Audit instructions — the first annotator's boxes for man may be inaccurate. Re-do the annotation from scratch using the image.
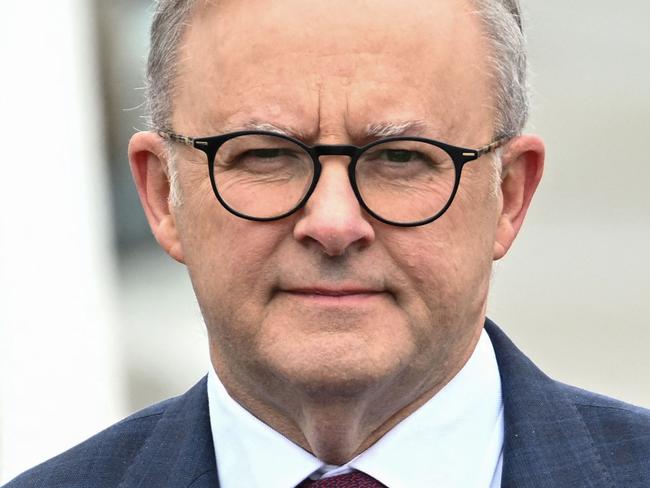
[4,0,650,486]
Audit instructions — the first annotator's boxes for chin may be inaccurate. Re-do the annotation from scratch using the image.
[259,333,413,401]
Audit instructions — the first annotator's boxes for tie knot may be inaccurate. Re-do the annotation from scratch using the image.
[297,470,386,487]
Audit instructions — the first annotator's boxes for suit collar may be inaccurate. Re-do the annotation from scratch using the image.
[118,377,219,488]
[485,319,615,488]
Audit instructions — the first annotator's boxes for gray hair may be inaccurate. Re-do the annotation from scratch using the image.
[146,0,527,203]
[145,0,199,134]
[472,0,528,138]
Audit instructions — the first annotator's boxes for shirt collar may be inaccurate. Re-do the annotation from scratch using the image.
[207,328,503,488]
[207,369,321,488]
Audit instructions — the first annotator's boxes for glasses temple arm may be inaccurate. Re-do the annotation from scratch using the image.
[476,136,510,157]
[158,130,196,147]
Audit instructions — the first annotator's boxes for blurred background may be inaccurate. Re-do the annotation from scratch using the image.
[1,0,649,482]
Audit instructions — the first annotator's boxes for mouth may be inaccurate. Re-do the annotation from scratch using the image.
[279,287,387,305]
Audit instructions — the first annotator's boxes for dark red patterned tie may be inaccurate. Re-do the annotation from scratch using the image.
[297,471,387,487]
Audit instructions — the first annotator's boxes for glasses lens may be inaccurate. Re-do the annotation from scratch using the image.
[212,134,314,219]
[355,140,457,224]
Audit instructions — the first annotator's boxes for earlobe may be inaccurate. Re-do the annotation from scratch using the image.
[128,131,185,264]
[493,135,545,260]
[154,214,185,263]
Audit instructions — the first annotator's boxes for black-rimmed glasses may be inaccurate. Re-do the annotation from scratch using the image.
[159,130,507,227]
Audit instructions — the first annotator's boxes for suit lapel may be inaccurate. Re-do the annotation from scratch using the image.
[118,377,220,488]
[485,320,615,488]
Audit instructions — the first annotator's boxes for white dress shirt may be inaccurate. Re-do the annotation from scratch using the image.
[207,329,504,488]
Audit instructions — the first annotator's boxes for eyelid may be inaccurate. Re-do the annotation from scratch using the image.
[365,146,420,155]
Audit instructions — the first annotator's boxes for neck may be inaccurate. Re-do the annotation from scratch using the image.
[293,385,444,464]
[210,325,483,464]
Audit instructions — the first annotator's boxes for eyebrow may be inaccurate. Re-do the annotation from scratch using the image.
[238,120,308,139]
[364,120,429,138]
[228,118,430,142]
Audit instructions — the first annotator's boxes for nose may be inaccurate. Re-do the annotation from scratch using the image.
[293,157,375,256]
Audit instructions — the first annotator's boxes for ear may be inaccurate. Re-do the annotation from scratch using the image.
[493,135,545,260]
[128,131,185,263]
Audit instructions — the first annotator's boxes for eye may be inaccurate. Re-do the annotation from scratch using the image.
[229,147,301,168]
[380,149,420,163]
[223,145,311,177]
[365,147,430,166]
[237,147,306,163]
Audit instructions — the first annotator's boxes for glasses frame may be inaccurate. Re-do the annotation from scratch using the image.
[158,129,508,227]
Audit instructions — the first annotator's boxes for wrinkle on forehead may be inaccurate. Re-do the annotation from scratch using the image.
[177,0,493,145]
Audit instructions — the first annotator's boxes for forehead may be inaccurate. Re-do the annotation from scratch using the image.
[173,0,494,143]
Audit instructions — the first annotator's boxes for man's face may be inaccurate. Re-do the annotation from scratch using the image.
[162,0,520,412]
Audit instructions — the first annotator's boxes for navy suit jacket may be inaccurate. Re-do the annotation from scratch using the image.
[4,320,650,487]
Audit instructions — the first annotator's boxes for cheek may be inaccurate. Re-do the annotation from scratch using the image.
[381,185,498,319]
[443,166,502,261]
[176,186,290,333]
[385,230,463,315]
[380,223,494,374]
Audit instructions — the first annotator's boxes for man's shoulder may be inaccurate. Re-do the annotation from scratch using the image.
[486,319,650,485]
[562,380,650,421]
[3,395,182,488]
[562,383,650,452]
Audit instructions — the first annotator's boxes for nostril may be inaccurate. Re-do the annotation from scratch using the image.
[293,213,375,257]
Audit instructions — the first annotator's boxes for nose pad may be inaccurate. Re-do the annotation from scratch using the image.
[293,156,375,256]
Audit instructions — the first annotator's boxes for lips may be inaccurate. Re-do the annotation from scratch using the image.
[286,287,383,297]
[277,286,389,307]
